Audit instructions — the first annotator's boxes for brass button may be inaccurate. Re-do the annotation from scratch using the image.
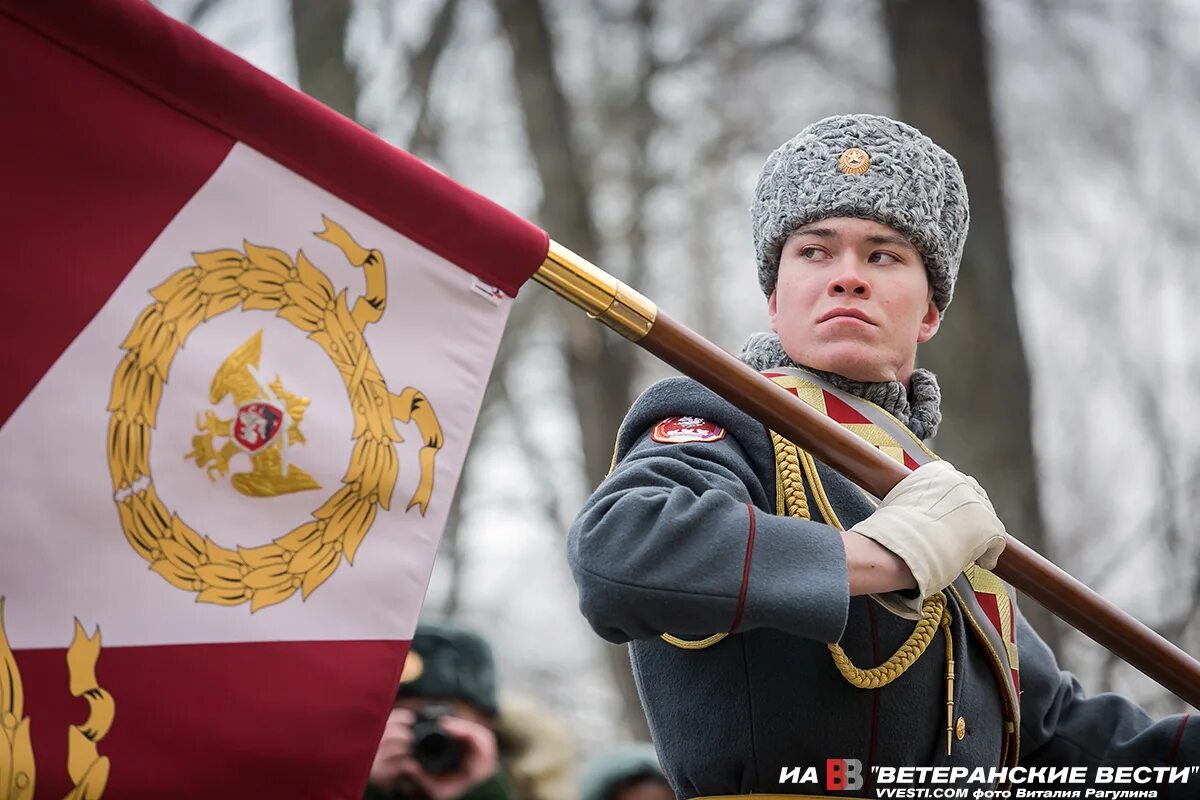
[838,147,870,175]
[955,716,967,740]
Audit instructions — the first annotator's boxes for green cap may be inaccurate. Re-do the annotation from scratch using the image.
[396,621,499,716]
[579,744,667,800]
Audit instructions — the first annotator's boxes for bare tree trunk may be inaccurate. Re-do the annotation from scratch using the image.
[493,0,634,491]
[493,0,649,740]
[883,0,1060,649]
[290,0,359,120]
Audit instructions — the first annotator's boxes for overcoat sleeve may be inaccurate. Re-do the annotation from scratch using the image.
[567,377,851,645]
[1017,612,1198,783]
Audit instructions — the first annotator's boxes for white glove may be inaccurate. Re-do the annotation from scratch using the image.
[850,460,1007,619]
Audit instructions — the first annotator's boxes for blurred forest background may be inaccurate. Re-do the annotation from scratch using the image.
[161,0,1200,750]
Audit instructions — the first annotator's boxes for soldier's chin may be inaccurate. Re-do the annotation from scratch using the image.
[806,345,895,383]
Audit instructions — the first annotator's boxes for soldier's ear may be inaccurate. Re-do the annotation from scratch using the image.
[768,289,780,333]
[916,298,940,344]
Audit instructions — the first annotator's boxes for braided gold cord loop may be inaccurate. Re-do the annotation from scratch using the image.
[826,593,950,689]
[659,428,954,685]
[775,431,952,690]
[771,432,809,520]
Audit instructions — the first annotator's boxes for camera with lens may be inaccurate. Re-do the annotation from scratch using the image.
[410,703,464,776]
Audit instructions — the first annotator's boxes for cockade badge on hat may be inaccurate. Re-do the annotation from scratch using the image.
[838,147,870,175]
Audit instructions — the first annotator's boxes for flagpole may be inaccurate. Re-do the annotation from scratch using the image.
[534,239,1200,710]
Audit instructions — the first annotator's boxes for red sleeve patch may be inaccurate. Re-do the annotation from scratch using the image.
[651,416,727,444]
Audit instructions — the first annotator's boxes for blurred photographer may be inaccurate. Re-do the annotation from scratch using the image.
[365,622,516,800]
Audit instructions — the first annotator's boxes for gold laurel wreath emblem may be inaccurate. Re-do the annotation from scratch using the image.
[106,217,443,612]
[1,598,113,800]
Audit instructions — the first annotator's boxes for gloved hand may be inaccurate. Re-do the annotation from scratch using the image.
[850,460,1007,619]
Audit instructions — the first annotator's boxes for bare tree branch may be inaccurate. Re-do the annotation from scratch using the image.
[491,378,570,532]
[186,0,223,28]
[398,0,460,156]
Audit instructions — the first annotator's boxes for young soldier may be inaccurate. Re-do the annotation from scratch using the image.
[568,114,1197,798]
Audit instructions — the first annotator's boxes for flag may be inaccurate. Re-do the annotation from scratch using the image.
[0,1,548,797]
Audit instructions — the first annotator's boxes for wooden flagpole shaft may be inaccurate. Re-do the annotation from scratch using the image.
[534,240,1200,710]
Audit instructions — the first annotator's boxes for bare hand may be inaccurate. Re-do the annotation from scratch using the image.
[369,707,417,788]
[370,708,499,800]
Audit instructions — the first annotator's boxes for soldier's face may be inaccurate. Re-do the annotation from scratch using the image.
[768,217,940,384]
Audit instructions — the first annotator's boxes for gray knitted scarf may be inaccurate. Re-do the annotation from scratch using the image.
[738,332,942,441]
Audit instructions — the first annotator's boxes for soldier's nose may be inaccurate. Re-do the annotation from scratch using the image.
[830,274,870,298]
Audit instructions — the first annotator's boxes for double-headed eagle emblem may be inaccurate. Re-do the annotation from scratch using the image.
[186,330,320,497]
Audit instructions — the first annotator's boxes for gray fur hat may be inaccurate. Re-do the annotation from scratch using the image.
[751,114,969,311]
